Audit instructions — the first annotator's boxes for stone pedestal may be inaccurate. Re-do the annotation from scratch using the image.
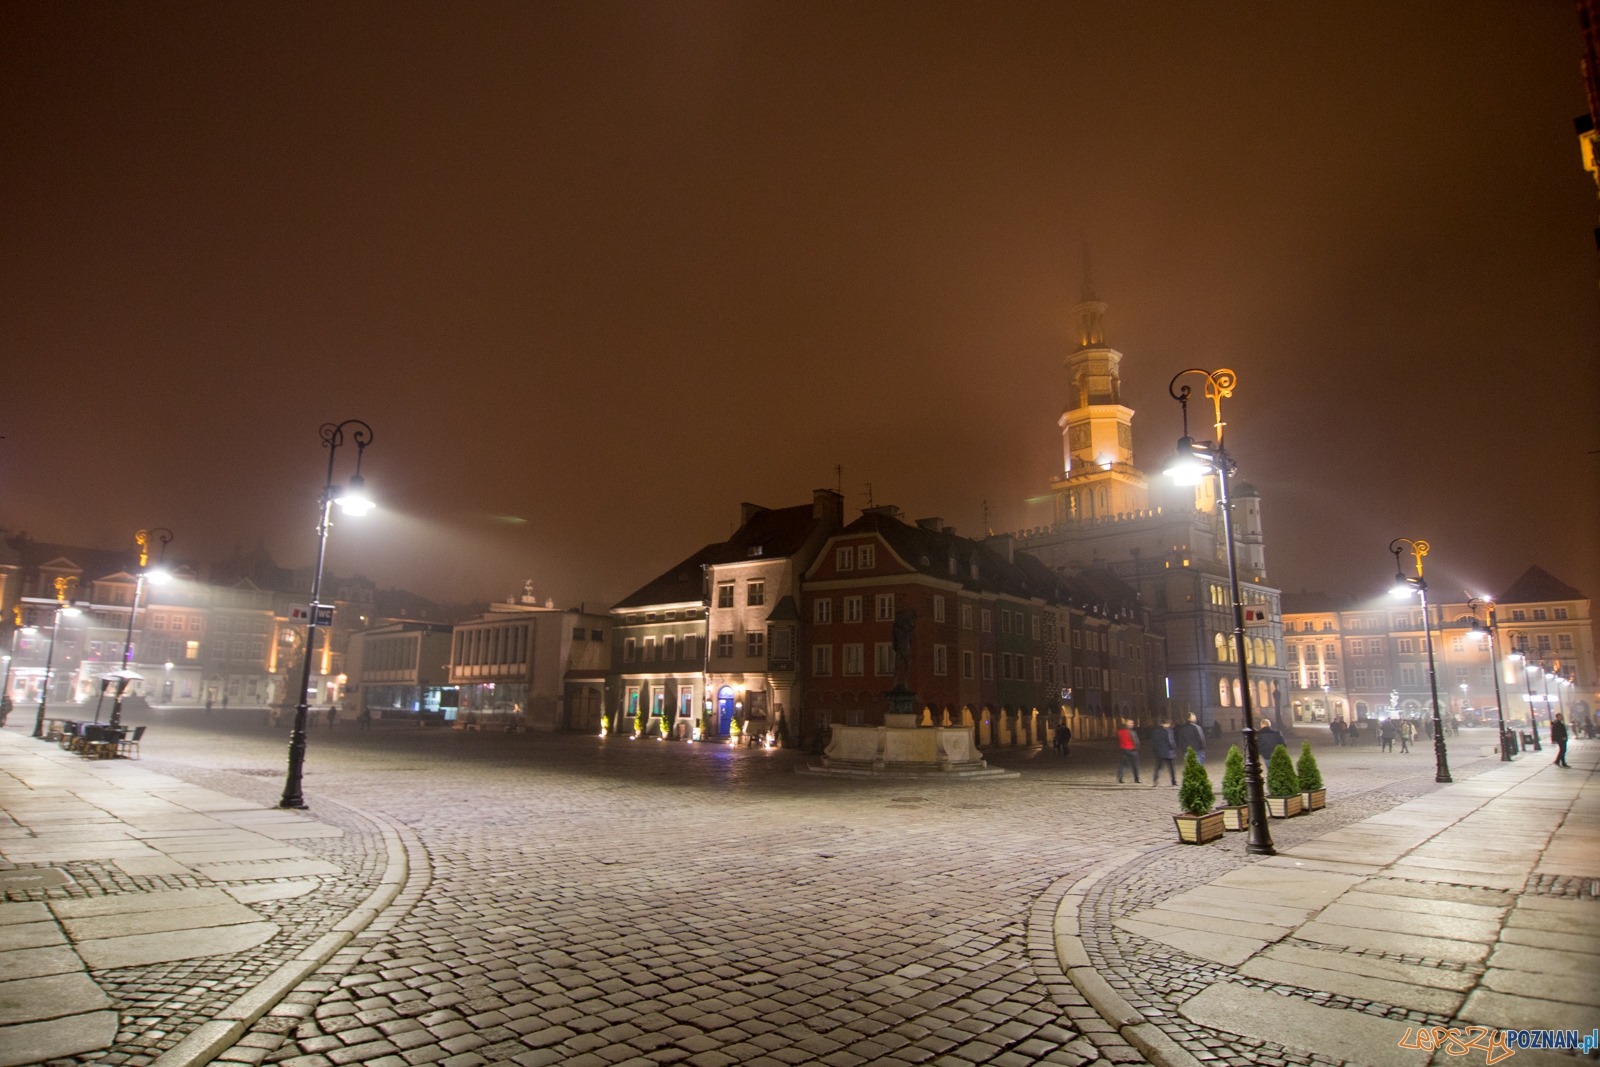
[802,720,1016,778]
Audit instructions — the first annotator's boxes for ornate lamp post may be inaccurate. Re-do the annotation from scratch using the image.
[1387,539,1449,783]
[31,578,82,737]
[1507,637,1542,750]
[280,420,373,810]
[1465,597,1511,760]
[109,529,173,730]
[1161,367,1273,855]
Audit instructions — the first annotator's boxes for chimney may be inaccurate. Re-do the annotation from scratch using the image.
[915,516,943,531]
[987,532,1014,564]
[862,504,902,520]
[813,489,844,531]
[740,502,769,527]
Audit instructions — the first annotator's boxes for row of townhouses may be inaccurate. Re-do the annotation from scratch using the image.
[1281,565,1595,728]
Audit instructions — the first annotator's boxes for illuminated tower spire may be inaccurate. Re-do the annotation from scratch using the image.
[1050,256,1148,524]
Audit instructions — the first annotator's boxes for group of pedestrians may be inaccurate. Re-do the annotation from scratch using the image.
[1114,713,1211,785]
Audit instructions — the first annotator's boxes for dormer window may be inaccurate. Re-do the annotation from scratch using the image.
[947,556,957,576]
[747,545,764,557]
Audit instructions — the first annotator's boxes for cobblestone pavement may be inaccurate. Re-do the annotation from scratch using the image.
[0,728,389,1067]
[84,712,1497,1067]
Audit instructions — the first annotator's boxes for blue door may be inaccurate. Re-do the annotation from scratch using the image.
[717,686,736,736]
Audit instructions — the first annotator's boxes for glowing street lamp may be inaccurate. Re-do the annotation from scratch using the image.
[33,576,82,737]
[2,621,38,722]
[280,420,374,810]
[1163,367,1273,856]
[109,529,173,730]
[1387,538,1449,783]
[1465,597,1512,760]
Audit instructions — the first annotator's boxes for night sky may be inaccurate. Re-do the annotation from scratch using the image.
[3,2,1596,610]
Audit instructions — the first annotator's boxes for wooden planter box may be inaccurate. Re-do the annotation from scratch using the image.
[1266,794,1303,818]
[1174,811,1226,844]
[1301,788,1327,811]
[1218,805,1249,832]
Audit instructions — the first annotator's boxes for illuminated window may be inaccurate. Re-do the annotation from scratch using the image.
[185,640,199,660]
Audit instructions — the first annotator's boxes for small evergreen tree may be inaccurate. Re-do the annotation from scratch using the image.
[633,702,646,737]
[1297,741,1324,792]
[1222,745,1248,807]
[1266,744,1299,797]
[660,708,674,739]
[1179,748,1215,815]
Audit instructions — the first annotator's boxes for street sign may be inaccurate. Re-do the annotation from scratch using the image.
[288,605,310,623]
[314,604,334,627]
[1242,607,1271,627]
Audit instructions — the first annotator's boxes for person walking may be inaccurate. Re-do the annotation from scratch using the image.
[1054,718,1071,757]
[1398,718,1412,754]
[358,706,372,730]
[1380,717,1396,753]
[1176,712,1207,765]
[1116,719,1141,783]
[1329,717,1344,746]
[1551,714,1570,768]
[1256,718,1286,759]
[1151,719,1178,785]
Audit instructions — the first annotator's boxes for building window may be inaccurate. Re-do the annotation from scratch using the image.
[1455,666,1469,684]
[843,643,864,676]
[1397,639,1413,653]
[934,645,948,676]
[1510,609,1526,621]
[1033,657,1042,681]
[185,640,199,660]
[663,635,677,660]
[716,633,734,658]
[980,610,992,633]
[963,651,975,679]
[1073,630,1081,649]
[1532,608,1547,621]
[933,596,946,623]
[837,547,854,571]
[1554,608,1568,620]
[1559,634,1573,650]
[747,631,765,658]
[622,638,637,663]
[152,615,166,630]
[683,635,699,661]
[1325,671,1339,687]
[1401,667,1417,686]
[717,584,735,609]
[999,654,1011,680]
[813,645,833,676]
[643,637,657,661]
[747,581,765,607]
[1220,678,1231,706]
[573,626,586,641]
[1324,643,1337,660]
[1537,634,1551,652]
[844,596,862,623]
[1354,669,1368,687]
[1030,615,1040,640]
[961,605,974,629]
[860,545,876,569]
[874,643,894,676]
[875,594,894,621]
[814,598,832,624]
[1372,668,1385,686]
[981,653,994,680]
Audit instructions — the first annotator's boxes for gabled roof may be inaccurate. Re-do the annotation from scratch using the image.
[765,595,801,623]
[613,503,830,611]
[1498,565,1586,605]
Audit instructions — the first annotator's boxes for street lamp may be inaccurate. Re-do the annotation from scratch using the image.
[32,577,82,738]
[1465,597,1511,760]
[1162,367,1273,855]
[1387,538,1450,783]
[280,420,374,810]
[109,528,173,730]
[1507,637,1542,751]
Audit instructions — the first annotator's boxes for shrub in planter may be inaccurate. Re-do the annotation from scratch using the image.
[1266,744,1302,818]
[1297,741,1326,810]
[1174,747,1224,844]
[1219,744,1250,831]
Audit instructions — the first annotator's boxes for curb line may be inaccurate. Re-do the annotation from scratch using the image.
[150,798,422,1067]
[1052,856,1207,1067]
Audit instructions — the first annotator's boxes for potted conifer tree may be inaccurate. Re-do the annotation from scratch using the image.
[1174,747,1224,844]
[1297,741,1326,811]
[1265,744,1302,818]
[1218,744,1250,831]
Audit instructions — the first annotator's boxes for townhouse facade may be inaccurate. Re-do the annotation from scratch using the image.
[448,601,612,730]
[1281,565,1595,729]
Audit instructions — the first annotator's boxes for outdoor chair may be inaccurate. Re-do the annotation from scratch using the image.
[116,726,146,760]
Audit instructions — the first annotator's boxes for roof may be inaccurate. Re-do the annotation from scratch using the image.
[612,503,827,611]
[765,595,801,623]
[1497,565,1587,605]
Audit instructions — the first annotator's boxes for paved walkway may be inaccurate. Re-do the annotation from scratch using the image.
[1058,741,1600,1067]
[0,730,402,1067]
